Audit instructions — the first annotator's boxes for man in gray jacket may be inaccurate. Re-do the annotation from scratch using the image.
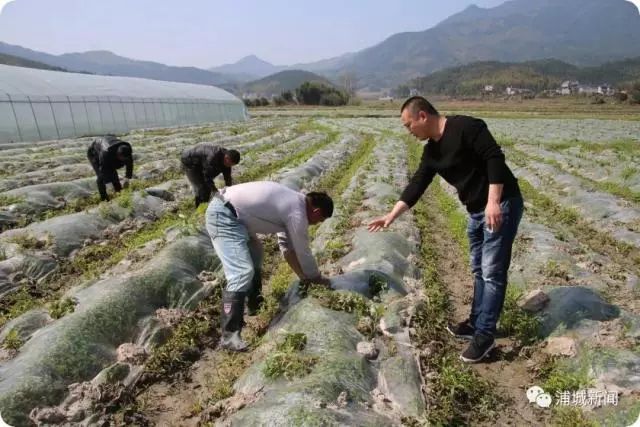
[181,144,240,207]
[206,181,333,351]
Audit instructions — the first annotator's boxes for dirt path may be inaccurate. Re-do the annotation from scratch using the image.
[425,200,549,426]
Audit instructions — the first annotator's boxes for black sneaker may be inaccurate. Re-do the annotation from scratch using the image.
[446,319,475,340]
[460,333,496,363]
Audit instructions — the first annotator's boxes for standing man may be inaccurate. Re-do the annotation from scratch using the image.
[180,144,240,208]
[206,181,333,351]
[368,96,524,363]
[87,135,134,202]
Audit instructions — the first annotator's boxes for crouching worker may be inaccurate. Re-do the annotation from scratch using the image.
[87,135,134,201]
[205,181,333,351]
[180,144,240,208]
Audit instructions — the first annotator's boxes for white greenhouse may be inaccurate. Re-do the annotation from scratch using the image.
[0,64,248,143]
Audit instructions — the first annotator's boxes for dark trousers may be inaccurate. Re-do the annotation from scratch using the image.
[467,196,524,337]
[87,148,121,201]
[183,164,212,205]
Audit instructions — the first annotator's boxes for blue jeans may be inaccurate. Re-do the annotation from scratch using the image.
[467,196,524,337]
[205,198,263,293]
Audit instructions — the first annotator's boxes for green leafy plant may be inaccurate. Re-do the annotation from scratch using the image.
[2,329,23,350]
[48,297,77,319]
[263,332,317,380]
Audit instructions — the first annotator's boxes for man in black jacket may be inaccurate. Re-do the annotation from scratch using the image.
[369,96,524,363]
[180,144,241,208]
[87,135,134,201]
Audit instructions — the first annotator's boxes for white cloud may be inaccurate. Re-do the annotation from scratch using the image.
[0,1,15,13]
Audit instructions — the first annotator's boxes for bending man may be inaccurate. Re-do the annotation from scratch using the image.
[181,144,240,207]
[369,96,523,363]
[87,135,134,202]
[206,181,332,351]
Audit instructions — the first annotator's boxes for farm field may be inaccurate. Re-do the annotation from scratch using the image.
[0,109,639,426]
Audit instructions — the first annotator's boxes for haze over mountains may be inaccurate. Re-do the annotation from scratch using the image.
[1,0,640,92]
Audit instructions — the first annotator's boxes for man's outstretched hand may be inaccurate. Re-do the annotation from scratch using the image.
[368,214,394,232]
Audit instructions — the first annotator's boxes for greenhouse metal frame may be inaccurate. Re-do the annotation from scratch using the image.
[0,64,248,143]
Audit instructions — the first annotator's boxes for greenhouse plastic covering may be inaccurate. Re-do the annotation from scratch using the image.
[0,64,248,143]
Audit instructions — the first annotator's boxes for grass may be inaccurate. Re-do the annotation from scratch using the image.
[551,407,598,427]
[431,180,470,258]
[505,146,640,271]
[204,353,246,402]
[0,122,331,328]
[0,288,41,328]
[306,286,369,317]
[621,166,636,181]
[540,260,571,281]
[538,355,593,398]
[517,178,640,270]
[498,286,542,346]
[406,138,500,425]
[263,332,317,380]
[47,297,77,319]
[0,194,25,206]
[143,304,214,379]
[7,232,47,250]
[139,121,363,383]
[2,329,23,350]
[509,144,640,204]
[323,238,349,261]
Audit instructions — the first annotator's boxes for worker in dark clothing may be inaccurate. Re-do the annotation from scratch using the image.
[87,135,134,201]
[369,96,524,364]
[180,144,241,207]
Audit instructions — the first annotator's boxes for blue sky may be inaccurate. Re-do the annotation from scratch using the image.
[0,0,511,67]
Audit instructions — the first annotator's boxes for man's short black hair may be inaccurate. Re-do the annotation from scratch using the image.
[307,191,333,218]
[117,144,132,158]
[227,149,241,164]
[400,96,439,116]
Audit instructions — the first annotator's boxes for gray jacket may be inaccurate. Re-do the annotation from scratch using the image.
[181,144,232,186]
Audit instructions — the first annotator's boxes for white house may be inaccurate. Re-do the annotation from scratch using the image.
[506,87,532,96]
[484,85,494,93]
[560,81,580,95]
[597,84,615,96]
[578,85,598,95]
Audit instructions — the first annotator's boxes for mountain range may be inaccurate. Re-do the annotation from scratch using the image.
[1,0,639,91]
[0,42,234,86]
[406,58,640,96]
[299,0,640,89]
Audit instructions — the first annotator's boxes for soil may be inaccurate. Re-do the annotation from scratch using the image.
[425,201,550,426]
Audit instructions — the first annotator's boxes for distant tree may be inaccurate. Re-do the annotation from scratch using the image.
[259,97,270,107]
[614,92,628,102]
[392,85,410,98]
[629,82,640,104]
[243,98,255,107]
[281,90,294,103]
[320,92,347,106]
[273,96,287,106]
[296,81,349,106]
[341,72,358,97]
[296,82,324,105]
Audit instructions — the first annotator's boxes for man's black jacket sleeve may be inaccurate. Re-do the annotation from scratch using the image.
[399,146,437,208]
[125,157,133,179]
[222,166,232,187]
[463,119,506,184]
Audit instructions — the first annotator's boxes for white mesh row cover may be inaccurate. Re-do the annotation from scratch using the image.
[0,64,248,143]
